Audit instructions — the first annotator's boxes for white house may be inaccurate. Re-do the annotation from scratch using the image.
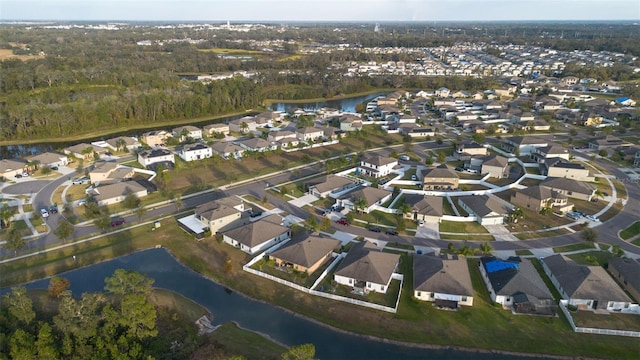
[178,143,212,162]
[172,125,203,142]
[457,195,511,225]
[87,181,148,206]
[29,152,69,169]
[358,155,398,178]
[337,186,392,214]
[222,215,290,255]
[413,254,474,308]
[138,148,175,169]
[296,127,325,143]
[334,241,400,294]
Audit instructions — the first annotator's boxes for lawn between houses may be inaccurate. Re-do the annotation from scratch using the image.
[1,219,638,359]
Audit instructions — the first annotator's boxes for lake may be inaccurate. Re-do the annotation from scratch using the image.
[269,92,386,113]
[16,248,543,360]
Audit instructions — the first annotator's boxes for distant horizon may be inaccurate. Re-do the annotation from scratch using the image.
[2,1,639,23]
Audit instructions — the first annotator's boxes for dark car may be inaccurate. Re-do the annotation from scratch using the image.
[336,218,350,226]
[454,167,464,172]
[385,230,398,236]
[249,210,263,218]
[49,205,59,214]
[50,166,58,171]
[110,218,126,227]
[368,226,381,232]
[14,174,22,178]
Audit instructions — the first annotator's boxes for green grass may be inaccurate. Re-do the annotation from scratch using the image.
[571,311,640,332]
[439,220,489,234]
[565,251,616,267]
[439,234,495,241]
[515,249,533,256]
[514,228,571,240]
[552,242,596,253]
[620,221,640,240]
[208,322,287,360]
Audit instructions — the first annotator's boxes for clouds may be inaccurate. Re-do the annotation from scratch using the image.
[1,0,638,21]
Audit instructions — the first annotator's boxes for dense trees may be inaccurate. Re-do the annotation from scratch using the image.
[0,270,158,359]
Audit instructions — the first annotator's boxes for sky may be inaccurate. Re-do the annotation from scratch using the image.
[1,0,639,22]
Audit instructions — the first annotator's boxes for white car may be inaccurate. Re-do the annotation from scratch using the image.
[585,215,599,222]
[418,220,425,227]
[399,155,410,161]
[411,175,417,181]
[40,208,50,218]
[72,177,91,185]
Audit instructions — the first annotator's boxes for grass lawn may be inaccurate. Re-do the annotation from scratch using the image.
[571,311,640,332]
[526,167,541,175]
[456,172,483,180]
[442,197,456,216]
[439,234,495,241]
[612,179,628,199]
[565,251,616,267]
[571,198,606,217]
[485,178,514,187]
[1,219,638,358]
[402,168,417,180]
[515,249,533,256]
[208,322,287,360]
[250,257,328,288]
[150,288,211,324]
[242,194,276,210]
[553,242,596,253]
[0,220,31,241]
[507,208,572,232]
[519,178,542,187]
[598,202,623,222]
[439,220,488,234]
[620,221,640,240]
[514,228,571,240]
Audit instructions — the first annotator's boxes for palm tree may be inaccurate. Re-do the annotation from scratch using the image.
[479,242,493,254]
[594,190,605,201]
[354,197,367,214]
[240,121,249,134]
[509,207,524,223]
[0,204,14,229]
[115,138,128,152]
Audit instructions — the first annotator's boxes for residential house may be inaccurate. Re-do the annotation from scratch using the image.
[89,161,119,184]
[28,152,68,169]
[542,158,593,181]
[403,194,443,223]
[435,87,450,97]
[296,127,325,143]
[267,130,297,143]
[306,175,357,198]
[413,254,474,308]
[87,181,148,206]
[105,136,141,152]
[398,125,435,138]
[237,138,275,153]
[422,165,459,191]
[531,144,570,163]
[458,195,511,225]
[178,143,212,162]
[322,127,340,140]
[140,130,172,147]
[203,123,230,137]
[608,257,640,302]
[64,143,107,161]
[481,155,509,179]
[358,156,398,178]
[502,136,548,156]
[229,117,258,134]
[615,97,637,107]
[455,142,487,161]
[211,141,244,159]
[338,114,363,132]
[137,148,175,170]
[254,111,281,125]
[588,135,625,151]
[510,185,572,213]
[334,241,400,294]
[396,114,417,124]
[222,214,290,255]
[479,256,556,315]
[172,125,203,142]
[337,186,392,214]
[542,255,635,312]
[540,177,596,201]
[0,159,26,179]
[516,119,551,132]
[195,197,248,234]
[268,235,341,274]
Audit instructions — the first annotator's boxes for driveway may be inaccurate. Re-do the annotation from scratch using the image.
[485,224,520,242]
[415,222,440,239]
[288,194,319,208]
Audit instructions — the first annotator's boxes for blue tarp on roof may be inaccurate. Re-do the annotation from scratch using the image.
[616,97,629,103]
[485,259,519,273]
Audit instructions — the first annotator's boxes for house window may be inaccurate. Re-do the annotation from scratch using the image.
[417,291,421,297]
[349,279,352,284]
[367,283,372,288]
[506,297,511,302]
[430,293,435,299]
[461,296,467,302]
[380,286,384,291]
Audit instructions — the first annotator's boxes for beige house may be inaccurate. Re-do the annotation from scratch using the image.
[87,181,148,206]
[540,177,595,202]
[422,165,459,191]
[481,155,509,179]
[203,123,230,137]
[296,127,325,142]
[29,152,69,168]
[403,194,442,223]
[413,254,474,308]
[0,159,26,179]
[337,186,392,214]
[458,195,511,225]
[334,241,400,294]
[269,235,341,274]
[63,143,107,161]
[195,197,247,234]
[511,186,572,213]
[307,175,357,198]
[608,257,640,302]
[140,130,173,147]
[542,159,593,182]
[211,141,244,159]
[105,136,141,152]
[455,142,487,160]
[172,125,203,142]
[89,162,135,184]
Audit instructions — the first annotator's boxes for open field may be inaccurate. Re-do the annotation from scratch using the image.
[208,322,287,360]
[0,48,44,61]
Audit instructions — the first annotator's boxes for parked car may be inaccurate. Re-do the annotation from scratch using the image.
[454,167,464,172]
[50,166,58,171]
[14,174,22,178]
[585,215,599,222]
[72,177,90,185]
[40,208,50,218]
[331,205,344,212]
[399,155,410,161]
[249,210,263,218]
[336,218,350,226]
[411,175,417,181]
[21,172,29,177]
[110,218,126,227]
[368,226,381,232]
[77,199,86,207]
[49,204,59,214]
[417,220,425,227]
[385,230,398,236]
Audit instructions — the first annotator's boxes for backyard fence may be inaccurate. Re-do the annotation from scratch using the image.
[558,301,640,338]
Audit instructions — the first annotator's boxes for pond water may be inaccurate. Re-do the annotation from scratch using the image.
[269,92,386,113]
[17,248,542,360]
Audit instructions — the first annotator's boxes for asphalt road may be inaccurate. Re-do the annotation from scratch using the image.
[2,142,640,258]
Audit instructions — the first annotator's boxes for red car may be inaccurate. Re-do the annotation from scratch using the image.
[336,219,350,226]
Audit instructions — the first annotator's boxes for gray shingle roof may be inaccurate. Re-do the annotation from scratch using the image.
[608,257,640,297]
[223,217,289,248]
[413,254,473,296]
[335,241,400,285]
[343,186,392,207]
[404,195,443,216]
[269,236,340,269]
[541,177,595,196]
[89,181,147,202]
[459,195,510,217]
